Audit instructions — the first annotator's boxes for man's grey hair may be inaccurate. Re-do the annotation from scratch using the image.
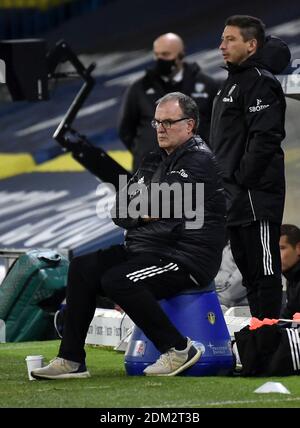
[156,92,199,133]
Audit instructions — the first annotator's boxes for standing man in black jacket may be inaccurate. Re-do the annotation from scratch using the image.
[210,15,291,319]
[280,224,300,319]
[118,32,219,171]
[31,92,226,380]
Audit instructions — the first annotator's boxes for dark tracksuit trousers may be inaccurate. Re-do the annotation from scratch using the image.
[58,245,198,364]
[228,220,282,319]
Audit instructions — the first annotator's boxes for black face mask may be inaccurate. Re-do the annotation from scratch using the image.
[154,58,177,77]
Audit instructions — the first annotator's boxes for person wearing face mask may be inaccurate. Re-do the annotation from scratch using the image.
[118,32,219,171]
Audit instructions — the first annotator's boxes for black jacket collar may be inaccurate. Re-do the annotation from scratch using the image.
[283,260,300,282]
[159,135,200,163]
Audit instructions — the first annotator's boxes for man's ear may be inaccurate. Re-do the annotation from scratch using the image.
[187,119,195,133]
[248,39,257,54]
[296,242,300,257]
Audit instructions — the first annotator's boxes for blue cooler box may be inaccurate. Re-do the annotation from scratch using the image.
[124,290,234,376]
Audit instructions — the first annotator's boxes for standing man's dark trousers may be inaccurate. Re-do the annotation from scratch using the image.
[228,220,282,319]
[58,245,198,364]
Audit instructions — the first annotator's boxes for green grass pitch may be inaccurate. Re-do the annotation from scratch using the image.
[1,340,300,408]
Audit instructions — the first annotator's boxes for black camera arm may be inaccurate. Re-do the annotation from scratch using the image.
[48,40,131,189]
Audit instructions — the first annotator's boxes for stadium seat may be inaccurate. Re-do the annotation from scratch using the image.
[124,284,234,376]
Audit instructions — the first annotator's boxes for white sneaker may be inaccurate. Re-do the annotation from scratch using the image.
[31,357,90,380]
[143,338,201,376]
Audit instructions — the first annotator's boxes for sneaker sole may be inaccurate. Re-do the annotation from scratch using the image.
[31,371,90,380]
[145,349,202,377]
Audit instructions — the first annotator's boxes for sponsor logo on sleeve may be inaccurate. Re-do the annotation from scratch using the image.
[249,98,270,112]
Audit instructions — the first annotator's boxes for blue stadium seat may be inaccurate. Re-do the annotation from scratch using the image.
[124,284,234,376]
